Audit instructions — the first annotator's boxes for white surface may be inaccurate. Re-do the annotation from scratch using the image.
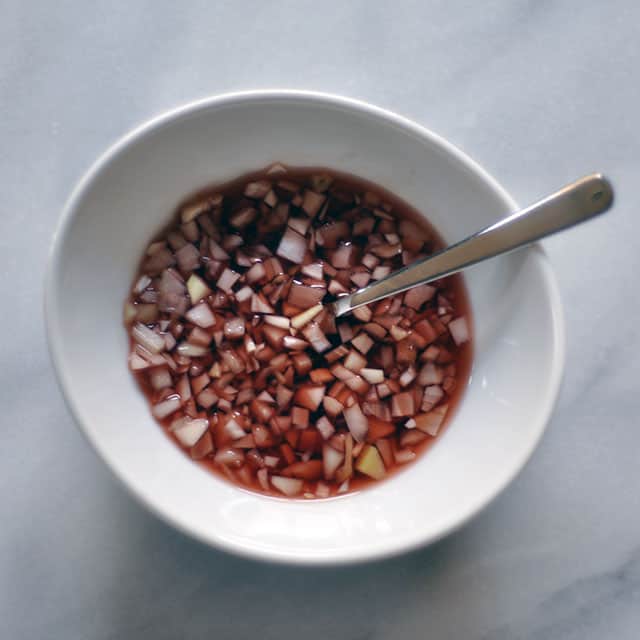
[2,0,639,637]
[46,91,563,563]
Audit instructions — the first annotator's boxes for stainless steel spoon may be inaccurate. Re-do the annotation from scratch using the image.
[332,174,614,317]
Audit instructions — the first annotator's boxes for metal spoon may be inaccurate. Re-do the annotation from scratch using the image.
[332,174,613,317]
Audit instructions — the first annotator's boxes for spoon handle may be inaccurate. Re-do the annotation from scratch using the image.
[332,173,613,317]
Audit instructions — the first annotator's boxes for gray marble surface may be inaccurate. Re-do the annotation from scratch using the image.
[2,1,639,638]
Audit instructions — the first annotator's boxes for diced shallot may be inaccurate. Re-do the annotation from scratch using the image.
[152,395,181,419]
[132,323,165,354]
[185,302,215,328]
[271,476,303,496]
[172,417,209,447]
[322,444,344,480]
[343,403,369,442]
[302,322,331,353]
[276,227,307,264]
[448,317,470,345]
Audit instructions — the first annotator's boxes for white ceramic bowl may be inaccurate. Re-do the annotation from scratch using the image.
[45,91,564,565]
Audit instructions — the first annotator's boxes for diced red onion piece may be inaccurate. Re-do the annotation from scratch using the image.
[415,404,448,435]
[133,274,152,294]
[185,302,215,328]
[251,293,275,314]
[197,387,218,409]
[283,335,308,350]
[316,416,335,440]
[360,368,384,384]
[301,262,323,279]
[295,384,325,411]
[418,362,443,385]
[291,303,323,329]
[337,480,350,494]
[343,403,369,442]
[302,190,326,216]
[172,417,209,446]
[186,274,211,304]
[394,448,416,464]
[175,243,200,273]
[152,395,181,419]
[214,448,244,467]
[276,227,307,264]
[150,367,172,390]
[288,282,326,308]
[350,271,371,289]
[323,396,343,418]
[302,322,331,353]
[235,286,253,303]
[229,207,257,230]
[288,216,311,235]
[257,468,270,491]
[330,244,355,268]
[176,342,208,357]
[224,418,246,440]
[391,391,415,418]
[275,385,293,409]
[422,385,444,411]
[399,366,417,387]
[404,284,436,310]
[224,317,245,339]
[132,323,165,354]
[343,350,367,372]
[371,265,391,281]
[352,306,372,322]
[448,317,469,345]
[315,482,330,498]
[246,261,266,284]
[322,444,344,479]
[264,315,290,329]
[271,475,303,496]
[217,268,240,293]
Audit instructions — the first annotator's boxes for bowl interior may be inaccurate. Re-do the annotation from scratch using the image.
[47,93,564,563]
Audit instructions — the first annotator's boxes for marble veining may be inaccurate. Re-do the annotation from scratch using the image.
[1,1,639,638]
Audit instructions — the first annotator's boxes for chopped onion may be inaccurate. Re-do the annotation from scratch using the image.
[391,391,415,418]
[404,284,436,310]
[217,268,240,293]
[224,317,245,339]
[276,227,307,264]
[132,323,165,354]
[360,368,384,384]
[214,448,244,467]
[185,302,215,328]
[415,404,448,435]
[283,335,308,350]
[316,416,335,440]
[322,444,344,479]
[186,274,211,304]
[251,293,275,314]
[448,317,470,345]
[295,384,325,411]
[172,417,209,446]
[288,282,326,308]
[152,395,181,419]
[343,403,368,442]
[271,475,303,496]
[394,448,416,464]
[302,322,331,353]
[291,303,323,329]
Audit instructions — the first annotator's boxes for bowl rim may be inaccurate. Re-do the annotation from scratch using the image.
[45,89,566,565]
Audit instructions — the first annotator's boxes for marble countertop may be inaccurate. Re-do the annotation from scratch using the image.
[2,1,639,638]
